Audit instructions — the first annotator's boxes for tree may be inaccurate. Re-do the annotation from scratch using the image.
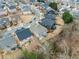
[49,2,58,11]
[62,11,73,24]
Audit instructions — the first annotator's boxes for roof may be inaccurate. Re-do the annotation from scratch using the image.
[0,34,17,51]
[15,28,32,41]
[0,0,5,4]
[19,4,31,12]
[10,15,21,21]
[40,18,56,29]
[76,0,79,2]
[34,8,40,16]
[31,6,40,16]
[30,0,36,2]
[8,5,16,9]
[6,1,16,9]
[44,14,56,20]
[30,23,48,38]
[21,5,30,12]
[47,10,56,14]
[40,3,49,9]
[0,18,10,28]
[0,3,5,9]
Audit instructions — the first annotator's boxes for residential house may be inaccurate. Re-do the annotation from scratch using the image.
[44,14,56,20]
[6,2,17,13]
[0,0,5,4]
[30,23,48,39]
[19,3,31,15]
[75,0,79,9]
[39,8,56,30]
[46,7,57,14]
[31,4,40,16]
[0,34,17,51]
[9,15,21,25]
[30,0,37,2]
[15,27,33,44]
[0,3,8,16]
[39,17,56,30]
[40,3,49,10]
[0,18,11,30]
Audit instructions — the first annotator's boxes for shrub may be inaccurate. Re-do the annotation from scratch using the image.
[62,11,73,24]
[22,50,37,59]
[49,2,58,11]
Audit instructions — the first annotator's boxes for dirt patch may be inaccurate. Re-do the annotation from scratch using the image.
[20,14,34,23]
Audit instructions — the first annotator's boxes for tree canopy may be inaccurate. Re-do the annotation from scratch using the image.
[62,11,73,24]
[22,49,46,59]
[49,2,58,11]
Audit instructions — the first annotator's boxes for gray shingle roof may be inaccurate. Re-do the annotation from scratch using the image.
[19,4,31,12]
[40,3,49,9]
[47,10,55,14]
[0,34,17,51]
[15,28,32,41]
[10,15,21,21]
[10,15,21,25]
[30,23,48,38]
[40,18,56,29]
[44,14,56,20]
[76,0,79,2]
[21,5,30,11]
[0,18,11,29]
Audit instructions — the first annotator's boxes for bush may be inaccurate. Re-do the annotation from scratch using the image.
[49,2,58,11]
[22,50,37,59]
[62,11,73,24]
[22,50,46,59]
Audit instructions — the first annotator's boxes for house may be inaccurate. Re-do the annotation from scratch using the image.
[0,4,8,16]
[0,34,17,51]
[31,5,40,16]
[15,27,32,41]
[71,8,79,17]
[0,0,6,5]
[19,3,31,15]
[6,2,17,13]
[30,23,48,39]
[45,0,54,3]
[34,8,40,16]
[46,7,57,14]
[39,18,56,30]
[0,23,6,30]
[9,15,21,25]
[30,0,37,2]
[40,3,49,9]
[3,18,11,28]
[0,18,11,30]
[44,13,56,20]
